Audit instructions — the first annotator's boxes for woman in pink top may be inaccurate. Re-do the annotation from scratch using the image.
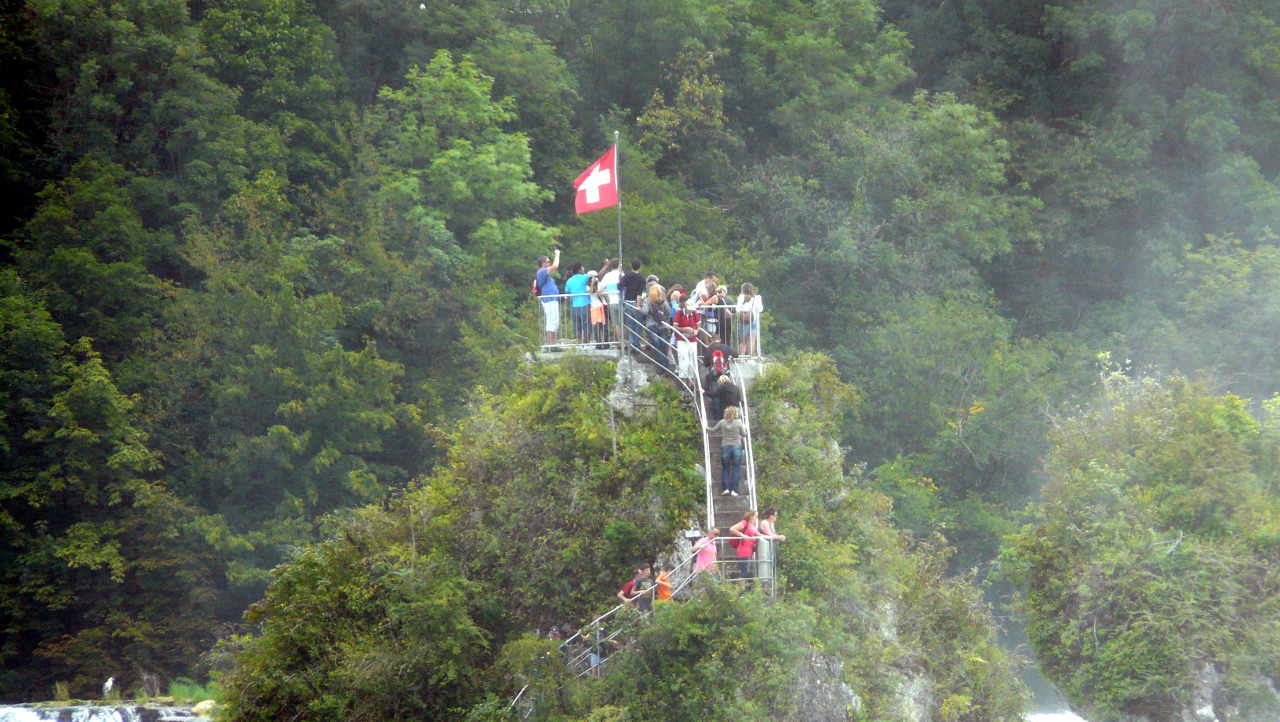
[693,528,719,575]
[729,510,758,580]
[758,507,786,588]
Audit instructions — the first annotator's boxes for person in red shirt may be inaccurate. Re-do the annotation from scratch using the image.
[672,298,702,385]
[617,564,654,612]
[729,510,759,581]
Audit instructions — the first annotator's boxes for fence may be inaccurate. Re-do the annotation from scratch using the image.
[553,536,783,681]
[534,295,764,357]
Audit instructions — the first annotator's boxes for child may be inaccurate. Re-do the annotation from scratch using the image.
[589,270,608,346]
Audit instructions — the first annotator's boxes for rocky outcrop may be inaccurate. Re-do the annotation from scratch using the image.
[783,653,862,722]
[1068,663,1280,722]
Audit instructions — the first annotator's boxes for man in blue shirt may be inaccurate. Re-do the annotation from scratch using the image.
[562,262,591,344]
[536,250,561,346]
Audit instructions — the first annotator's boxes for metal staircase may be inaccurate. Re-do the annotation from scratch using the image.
[511,322,773,716]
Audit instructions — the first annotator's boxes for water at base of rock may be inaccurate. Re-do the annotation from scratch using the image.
[0,706,207,722]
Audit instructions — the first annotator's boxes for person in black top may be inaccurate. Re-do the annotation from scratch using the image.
[702,334,734,372]
[703,365,724,420]
[712,374,741,419]
[620,259,647,350]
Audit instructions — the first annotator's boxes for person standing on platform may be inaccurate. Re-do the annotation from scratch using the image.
[588,270,608,346]
[757,507,787,588]
[736,282,763,355]
[599,258,622,341]
[729,510,759,581]
[535,250,561,347]
[620,260,647,350]
[564,263,591,345]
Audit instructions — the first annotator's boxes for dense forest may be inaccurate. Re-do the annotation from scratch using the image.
[2,0,1279,718]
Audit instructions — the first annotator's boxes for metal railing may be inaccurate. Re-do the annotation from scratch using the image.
[696,303,764,358]
[624,318,717,532]
[534,296,764,358]
[510,289,773,718]
[553,536,783,681]
[733,362,759,515]
[534,293,625,353]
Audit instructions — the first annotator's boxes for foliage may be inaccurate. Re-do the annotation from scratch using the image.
[1003,374,1280,720]
[220,359,703,719]
[168,677,222,705]
[598,585,816,720]
[0,272,217,699]
[4,0,1280,713]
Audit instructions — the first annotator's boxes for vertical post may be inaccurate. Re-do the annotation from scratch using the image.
[614,131,624,363]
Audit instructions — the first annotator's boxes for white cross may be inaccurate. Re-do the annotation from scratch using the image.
[578,163,612,203]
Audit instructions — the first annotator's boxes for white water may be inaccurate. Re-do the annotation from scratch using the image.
[0,707,191,722]
[0,704,1081,721]
[0,709,140,722]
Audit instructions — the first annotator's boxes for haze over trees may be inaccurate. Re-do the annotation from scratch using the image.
[2,0,1279,716]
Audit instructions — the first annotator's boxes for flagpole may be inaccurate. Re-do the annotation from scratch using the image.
[614,131,624,363]
[614,130,623,272]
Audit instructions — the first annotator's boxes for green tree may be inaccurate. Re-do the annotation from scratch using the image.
[1004,374,1280,720]
[0,275,216,697]
[13,157,173,369]
[199,0,351,193]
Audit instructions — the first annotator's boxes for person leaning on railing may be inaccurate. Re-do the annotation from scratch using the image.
[757,507,786,587]
[617,563,655,613]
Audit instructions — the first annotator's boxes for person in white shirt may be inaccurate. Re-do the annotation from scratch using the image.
[736,282,763,355]
[599,258,622,305]
[597,259,622,343]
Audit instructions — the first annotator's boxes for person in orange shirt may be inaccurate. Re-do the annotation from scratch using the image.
[655,563,675,601]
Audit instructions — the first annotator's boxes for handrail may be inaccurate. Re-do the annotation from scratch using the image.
[733,363,758,514]
[512,300,762,716]
[555,537,784,677]
[537,297,763,357]
[556,543,701,669]
[654,318,716,531]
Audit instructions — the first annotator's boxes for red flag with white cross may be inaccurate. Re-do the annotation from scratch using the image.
[573,145,619,215]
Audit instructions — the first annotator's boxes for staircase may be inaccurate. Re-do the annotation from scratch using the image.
[535,328,768,688]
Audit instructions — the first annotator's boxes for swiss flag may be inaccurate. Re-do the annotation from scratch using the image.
[573,145,619,215]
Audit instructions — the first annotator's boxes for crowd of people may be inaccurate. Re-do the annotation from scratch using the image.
[533,251,764,360]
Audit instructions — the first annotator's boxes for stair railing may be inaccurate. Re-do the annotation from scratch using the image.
[649,318,716,531]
